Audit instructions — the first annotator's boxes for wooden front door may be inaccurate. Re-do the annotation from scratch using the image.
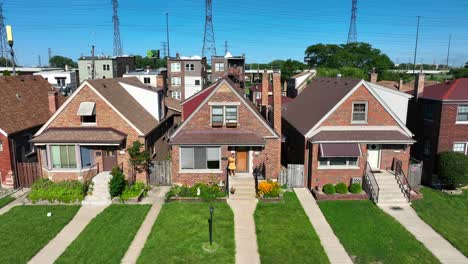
[103,149,117,171]
[236,150,248,172]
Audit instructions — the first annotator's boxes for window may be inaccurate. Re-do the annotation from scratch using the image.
[185,63,194,71]
[51,145,77,169]
[423,139,432,157]
[23,134,33,154]
[80,146,94,167]
[352,102,367,123]
[0,141,3,152]
[81,115,96,124]
[180,147,220,170]
[225,106,238,124]
[195,80,201,85]
[102,64,110,71]
[215,63,224,72]
[211,106,224,125]
[171,91,181,100]
[318,157,358,167]
[143,77,151,84]
[456,105,468,122]
[171,77,181,86]
[171,63,181,72]
[255,92,261,100]
[453,143,466,153]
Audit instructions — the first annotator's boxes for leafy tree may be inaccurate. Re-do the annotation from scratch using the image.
[280,59,307,82]
[316,67,367,79]
[449,68,468,79]
[135,55,166,69]
[0,57,14,67]
[49,55,77,68]
[128,141,151,183]
[379,71,413,83]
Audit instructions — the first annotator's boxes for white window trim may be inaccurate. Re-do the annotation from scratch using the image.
[453,142,467,154]
[318,157,360,170]
[351,101,368,124]
[178,146,222,173]
[210,105,239,125]
[215,63,225,72]
[171,77,181,86]
[171,63,181,72]
[185,63,195,71]
[455,105,468,124]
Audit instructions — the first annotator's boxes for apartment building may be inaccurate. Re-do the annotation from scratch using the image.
[78,56,136,82]
[167,55,207,101]
[211,52,245,87]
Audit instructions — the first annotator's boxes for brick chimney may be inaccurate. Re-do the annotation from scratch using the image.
[48,90,58,115]
[370,68,378,83]
[261,70,269,108]
[413,72,425,99]
[272,72,282,135]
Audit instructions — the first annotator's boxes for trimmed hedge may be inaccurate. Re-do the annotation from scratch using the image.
[323,184,335,195]
[349,183,362,194]
[438,151,468,189]
[336,183,348,194]
[28,178,85,203]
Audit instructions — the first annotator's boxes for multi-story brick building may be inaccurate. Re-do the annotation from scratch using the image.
[78,55,136,82]
[166,55,207,101]
[211,52,245,87]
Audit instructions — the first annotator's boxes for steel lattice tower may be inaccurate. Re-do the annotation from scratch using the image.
[202,0,216,58]
[347,0,357,44]
[112,0,123,56]
[0,2,10,66]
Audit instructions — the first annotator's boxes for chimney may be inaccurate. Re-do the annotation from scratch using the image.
[272,72,282,135]
[65,64,69,71]
[413,72,425,99]
[398,78,404,91]
[261,70,269,108]
[48,90,58,115]
[370,68,378,83]
[156,75,164,88]
[146,65,150,73]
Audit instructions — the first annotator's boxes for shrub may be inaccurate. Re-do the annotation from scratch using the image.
[258,180,282,198]
[323,184,335,195]
[109,166,127,197]
[336,183,348,194]
[28,178,85,203]
[438,151,468,189]
[165,182,226,201]
[349,183,362,194]
[121,182,150,201]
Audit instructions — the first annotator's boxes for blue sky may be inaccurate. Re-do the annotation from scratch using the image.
[4,0,468,67]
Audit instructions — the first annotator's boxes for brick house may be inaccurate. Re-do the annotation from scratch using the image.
[407,78,468,184]
[283,77,415,188]
[32,77,177,183]
[0,75,65,188]
[169,77,281,185]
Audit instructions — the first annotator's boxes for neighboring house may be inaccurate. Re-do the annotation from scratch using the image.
[283,77,414,188]
[211,52,245,87]
[249,71,294,112]
[32,77,176,183]
[123,67,166,88]
[78,56,136,81]
[169,76,282,185]
[167,54,207,101]
[34,67,79,95]
[0,75,64,188]
[407,78,468,184]
[0,66,62,76]
[287,70,316,98]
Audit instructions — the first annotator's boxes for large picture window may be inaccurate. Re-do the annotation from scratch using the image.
[51,145,77,169]
[352,102,367,123]
[180,147,220,170]
[456,105,468,122]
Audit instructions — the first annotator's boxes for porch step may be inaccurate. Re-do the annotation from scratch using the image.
[374,170,409,206]
[228,176,256,201]
[82,172,112,206]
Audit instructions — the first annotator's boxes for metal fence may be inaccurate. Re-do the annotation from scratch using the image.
[148,160,172,186]
[278,164,304,188]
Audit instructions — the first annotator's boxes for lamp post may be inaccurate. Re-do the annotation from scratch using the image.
[208,205,214,245]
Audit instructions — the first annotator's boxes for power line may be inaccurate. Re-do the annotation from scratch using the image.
[202,0,216,58]
[112,0,123,56]
[166,12,170,57]
[446,34,452,68]
[412,16,421,76]
[347,0,357,43]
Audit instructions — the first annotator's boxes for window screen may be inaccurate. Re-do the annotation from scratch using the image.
[181,147,194,169]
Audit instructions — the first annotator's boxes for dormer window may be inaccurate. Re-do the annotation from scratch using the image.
[77,102,96,125]
[211,106,224,127]
[225,106,238,127]
[352,102,367,123]
[210,104,239,127]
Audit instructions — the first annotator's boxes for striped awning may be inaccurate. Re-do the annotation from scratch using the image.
[320,143,361,157]
[77,102,96,116]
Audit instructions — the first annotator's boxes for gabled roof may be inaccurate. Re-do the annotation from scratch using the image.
[421,78,468,101]
[0,76,66,136]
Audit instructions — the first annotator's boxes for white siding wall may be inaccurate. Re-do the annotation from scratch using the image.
[119,82,160,121]
[184,76,202,99]
[372,86,411,124]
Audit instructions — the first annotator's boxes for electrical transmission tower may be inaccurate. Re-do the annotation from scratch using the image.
[161,42,167,58]
[347,0,357,44]
[0,2,11,66]
[112,0,123,56]
[202,0,216,58]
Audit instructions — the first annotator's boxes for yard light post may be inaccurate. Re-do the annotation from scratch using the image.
[208,205,214,245]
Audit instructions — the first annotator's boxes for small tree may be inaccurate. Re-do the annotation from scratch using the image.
[438,152,468,189]
[128,141,151,183]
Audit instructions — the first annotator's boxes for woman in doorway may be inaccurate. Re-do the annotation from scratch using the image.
[228,152,236,176]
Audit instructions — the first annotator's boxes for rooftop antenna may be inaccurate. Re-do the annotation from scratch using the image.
[412,16,421,77]
[112,0,123,56]
[202,0,217,58]
[347,0,357,43]
[446,34,452,69]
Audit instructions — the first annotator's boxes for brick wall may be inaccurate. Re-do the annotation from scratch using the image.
[438,103,468,152]
[380,145,410,173]
[0,134,13,187]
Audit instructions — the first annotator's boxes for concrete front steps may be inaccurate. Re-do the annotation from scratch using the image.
[228,176,257,200]
[82,172,112,206]
[374,171,409,206]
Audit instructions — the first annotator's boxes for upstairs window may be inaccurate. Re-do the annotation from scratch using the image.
[171,77,181,86]
[456,105,468,122]
[225,106,238,126]
[211,105,238,127]
[423,103,434,121]
[171,63,181,72]
[185,63,195,71]
[195,80,201,85]
[77,102,96,125]
[352,102,367,123]
[0,141,3,152]
[143,77,151,84]
[211,106,224,126]
[171,91,181,100]
[215,63,224,72]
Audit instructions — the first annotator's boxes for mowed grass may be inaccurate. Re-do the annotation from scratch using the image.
[412,187,468,256]
[254,191,330,264]
[0,195,15,209]
[137,202,235,264]
[0,205,80,264]
[56,205,151,264]
[319,200,439,264]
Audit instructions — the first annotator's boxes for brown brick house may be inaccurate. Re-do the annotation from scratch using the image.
[32,77,177,183]
[283,77,415,188]
[169,77,281,185]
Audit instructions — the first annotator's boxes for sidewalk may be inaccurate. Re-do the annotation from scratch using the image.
[294,188,353,264]
[121,186,170,264]
[380,204,468,264]
[227,199,260,264]
[28,204,108,264]
[0,189,29,216]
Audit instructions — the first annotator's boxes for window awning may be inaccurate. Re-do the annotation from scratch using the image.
[320,143,361,157]
[77,102,96,116]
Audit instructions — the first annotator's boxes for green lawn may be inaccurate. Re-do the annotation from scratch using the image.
[137,202,235,264]
[0,195,15,209]
[254,191,330,264]
[0,205,80,264]
[56,205,150,264]
[319,200,439,264]
[412,187,468,256]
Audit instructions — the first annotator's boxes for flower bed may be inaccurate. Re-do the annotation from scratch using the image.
[257,181,284,202]
[113,182,151,204]
[28,178,86,204]
[165,183,227,202]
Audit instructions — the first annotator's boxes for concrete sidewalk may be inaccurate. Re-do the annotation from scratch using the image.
[294,188,353,264]
[380,204,468,264]
[121,186,169,264]
[28,204,108,264]
[0,189,29,216]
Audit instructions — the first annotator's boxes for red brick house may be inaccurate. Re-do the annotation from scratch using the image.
[283,77,415,188]
[169,77,281,185]
[32,77,177,183]
[0,76,65,188]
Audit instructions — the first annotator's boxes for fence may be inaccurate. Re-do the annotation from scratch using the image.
[15,162,42,188]
[278,164,304,188]
[148,160,172,186]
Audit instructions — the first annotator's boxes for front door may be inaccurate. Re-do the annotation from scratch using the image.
[103,149,117,171]
[367,144,381,170]
[236,150,248,172]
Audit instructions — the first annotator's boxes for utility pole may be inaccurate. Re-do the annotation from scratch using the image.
[38,54,41,67]
[224,40,228,55]
[91,45,95,79]
[166,12,170,58]
[446,34,452,69]
[347,0,358,43]
[161,41,167,58]
[412,16,421,77]
[48,48,52,66]
[0,2,10,67]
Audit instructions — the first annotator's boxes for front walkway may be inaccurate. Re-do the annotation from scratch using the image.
[121,186,170,264]
[294,188,353,264]
[380,204,468,264]
[0,188,29,216]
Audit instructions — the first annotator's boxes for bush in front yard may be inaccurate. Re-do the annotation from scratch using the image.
[336,183,348,194]
[349,183,362,194]
[28,178,85,203]
[121,182,150,201]
[109,166,127,198]
[165,183,226,201]
[323,184,335,195]
[438,151,468,189]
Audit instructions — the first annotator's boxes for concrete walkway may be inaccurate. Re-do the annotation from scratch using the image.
[121,186,170,264]
[294,188,353,264]
[380,204,468,264]
[227,199,260,264]
[28,204,108,264]
[0,189,29,216]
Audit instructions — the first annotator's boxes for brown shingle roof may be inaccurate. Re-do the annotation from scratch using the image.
[164,97,182,112]
[31,127,126,144]
[86,77,159,135]
[0,76,65,134]
[309,130,414,143]
[282,77,361,135]
[171,129,265,146]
